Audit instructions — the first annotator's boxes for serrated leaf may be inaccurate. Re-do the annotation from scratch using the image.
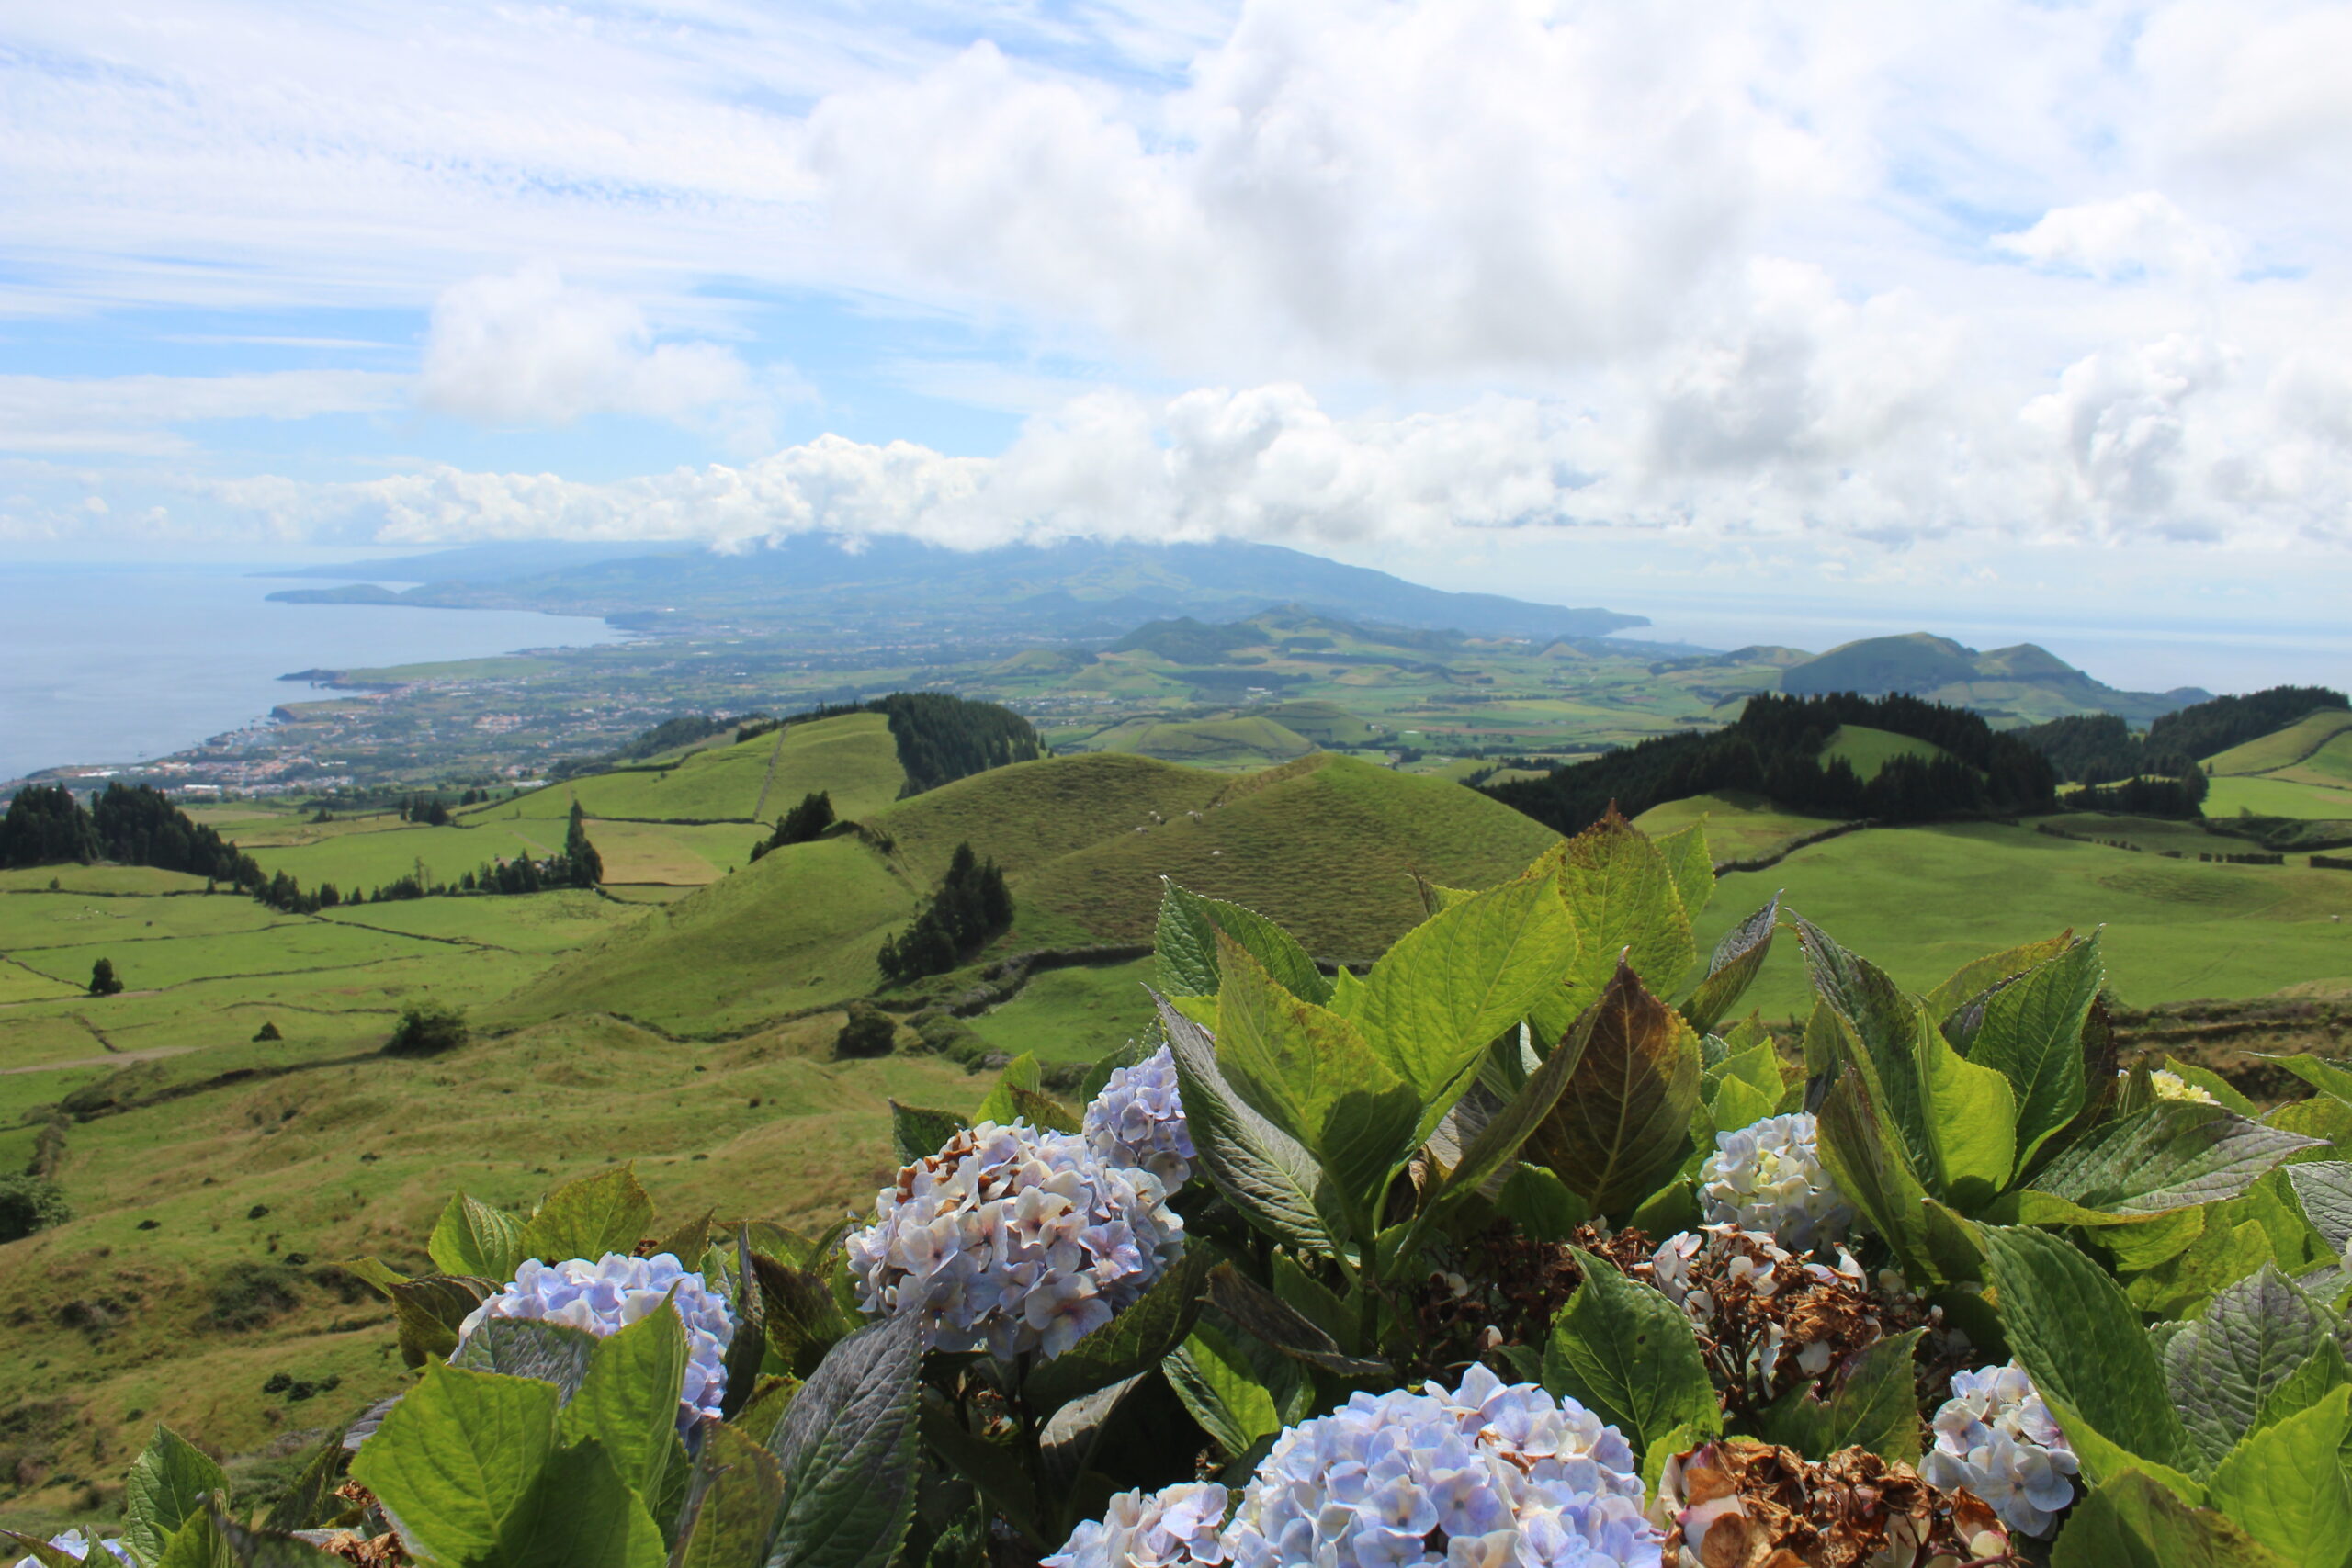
[669,1423,786,1568]
[1353,859,1579,1115]
[1525,958,1702,1218]
[559,1303,688,1502]
[1433,1009,1593,1211]
[383,1274,495,1368]
[349,1364,560,1568]
[1165,1321,1282,1459]
[766,1312,922,1568]
[518,1166,654,1266]
[2052,1469,2286,1568]
[430,1194,528,1283]
[2033,1103,2324,1216]
[1651,821,1714,925]
[0,1535,90,1568]
[1023,1249,1211,1416]
[1792,916,1935,1179]
[1215,932,1420,1220]
[2286,1162,2352,1254]
[449,1318,598,1399]
[1004,1084,1078,1133]
[2258,1053,2352,1105]
[1155,996,1337,1257]
[1969,933,2102,1168]
[888,1102,964,1166]
[127,1427,230,1567]
[1494,1162,1589,1242]
[1917,996,2016,1205]
[259,1425,350,1534]
[2155,1056,2258,1117]
[1681,895,1778,1036]
[752,1254,854,1381]
[1822,1327,1927,1462]
[1155,880,1329,1004]
[1981,1225,2189,1470]
[204,1501,345,1567]
[2165,1263,2344,1471]
[501,1438,668,1568]
[1540,1249,1718,1459]
[1556,811,1696,1007]
[1204,1263,1386,1378]
[2254,1342,2349,1434]
[1704,1074,1777,1137]
[1923,931,2074,1023]
[971,1054,1043,1127]
[2122,1216,2272,1321]
[2205,1386,2352,1568]
[1813,1069,1935,1280]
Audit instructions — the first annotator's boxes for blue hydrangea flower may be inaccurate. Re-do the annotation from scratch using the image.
[848,1120,1183,1359]
[1699,1113,1854,1252]
[455,1252,735,1427]
[1084,1044,1194,1190]
[12,1532,130,1568]
[1047,1368,1657,1568]
[1921,1362,2079,1538]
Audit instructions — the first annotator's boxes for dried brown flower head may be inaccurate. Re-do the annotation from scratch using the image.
[1657,1438,2011,1568]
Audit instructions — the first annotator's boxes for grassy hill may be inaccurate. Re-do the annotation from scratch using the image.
[492,752,1559,1032]
[1819,724,1949,780]
[1777,632,2201,724]
[1072,715,1317,769]
[501,713,906,824]
[1633,793,1841,864]
[2203,709,2352,776]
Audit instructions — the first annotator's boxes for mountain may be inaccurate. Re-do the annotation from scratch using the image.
[1778,633,2208,724]
[263,536,1648,648]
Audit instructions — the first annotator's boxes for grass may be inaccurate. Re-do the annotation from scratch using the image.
[965,958,1159,1065]
[1634,793,1843,865]
[1073,716,1316,769]
[487,713,904,825]
[1819,725,1947,780]
[1690,820,2352,1021]
[2203,709,2352,774]
[2203,775,2352,820]
[2273,732,2352,789]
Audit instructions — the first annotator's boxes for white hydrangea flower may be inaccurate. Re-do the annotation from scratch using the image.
[847,1119,1183,1359]
[1047,1371,1655,1568]
[2149,1069,2220,1106]
[1045,1481,1232,1568]
[1084,1045,1195,1191]
[13,1533,130,1568]
[1699,1113,1854,1252]
[1920,1362,2079,1539]
[456,1252,735,1427]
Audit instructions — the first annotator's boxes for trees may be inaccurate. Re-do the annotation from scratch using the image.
[0,1175,70,1243]
[563,800,604,887]
[0,784,98,867]
[87,957,124,997]
[834,1001,900,1058]
[752,791,834,860]
[876,841,1014,985]
[385,1000,469,1055]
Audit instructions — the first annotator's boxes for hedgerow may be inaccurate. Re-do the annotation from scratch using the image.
[9,810,2351,1566]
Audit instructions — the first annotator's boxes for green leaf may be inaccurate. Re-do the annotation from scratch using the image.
[448,1318,599,1399]
[2254,1343,2349,1434]
[430,1194,529,1283]
[1968,933,2101,1168]
[1540,1249,1719,1459]
[1494,1163,1588,1243]
[1165,1321,1283,1458]
[1651,821,1714,923]
[501,1439,667,1568]
[1004,1084,1078,1134]
[1792,916,1935,1179]
[1981,1225,2190,1470]
[2156,1056,2259,1117]
[2033,1102,2323,1215]
[1812,1069,1936,1280]
[2286,1161,2352,1254]
[971,1054,1044,1127]
[349,1364,560,1568]
[2044,1391,2206,1503]
[1924,931,2074,1023]
[517,1166,654,1266]
[1917,998,2017,1205]
[1,1535,93,1568]
[751,1254,854,1380]
[1354,859,1579,1111]
[1154,996,1337,1257]
[766,1312,923,1568]
[2052,1470,2287,1568]
[1703,1074,1777,1137]
[1703,1036,1782,1111]
[558,1301,688,1502]
[2125,1217,2274,1320]
[2205,1387,2352,1568]
[1155,880,1329,1004]
[2258,1053,2352,1105]
[1822,1328,1928,1462]
[260,1427,351,1533]
[1204,1263,1386,1379]
[1524,959,1702,1218]
[152,1511,231,1568]
[1680,895,1778,1036]
[204,1500,356,1567]
[380,1274,495,1368]
[1023,1248,1211,1416]
[670,1423,786,1568]
[1215,932,1420,1220]
[2165,1263,2346,1471]
[127,1426,230,1566]
[888,1102,965,1166]
[1556,813,1696,1008]
[1432,1008,1593,1210]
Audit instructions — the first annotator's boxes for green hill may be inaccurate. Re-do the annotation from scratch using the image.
[1248,699,1381,746]
[497,713,906,824]
[1073,716,1316,768]
[1819,724,1950,780]
[1778,632,2200,723]
[492,752,1557,1032]
[2203,709,2352,776]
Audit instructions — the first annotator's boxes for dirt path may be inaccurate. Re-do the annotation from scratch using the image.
[1,1044,194,1075]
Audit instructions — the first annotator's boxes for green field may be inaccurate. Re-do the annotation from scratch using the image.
[1634,792,1842,865]
[2203,774,2352,820]
[1071,715,1315,768]
[965,957,1159,1064]
[1692,820,2352,1019]
[489,713,904,824]
[1819,724,1947,779]
[2202,708,2352,774]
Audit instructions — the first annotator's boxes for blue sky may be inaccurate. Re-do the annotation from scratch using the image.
[5,0,2352,650]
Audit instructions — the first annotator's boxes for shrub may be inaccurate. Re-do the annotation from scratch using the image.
[0,1175,71,1242]
[253,1020,282,1043]
[385,999,469,1056]
[207,1261,301,1331]
[87,957,124,997]
[835,1002,899,1059]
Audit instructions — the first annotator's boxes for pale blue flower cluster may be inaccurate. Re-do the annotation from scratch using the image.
[1698,1113,1854,1252]
[847,1120,1184,1359]
[455,1252,735,1426]
[11,1533,130,1568]
[1084,1044,1194,1190]
[1046,1369,1657,1568]
[1921,1362,2079,1538]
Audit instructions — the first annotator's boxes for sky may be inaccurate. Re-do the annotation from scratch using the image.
[5,0,2352,644]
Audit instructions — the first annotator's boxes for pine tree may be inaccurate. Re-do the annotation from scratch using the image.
[88,957,124,997]
[563,800,604,887]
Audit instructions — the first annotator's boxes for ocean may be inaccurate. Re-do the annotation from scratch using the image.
[0,561,628,783]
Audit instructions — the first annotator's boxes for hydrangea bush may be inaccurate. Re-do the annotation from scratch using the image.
[10,819,2342,1568]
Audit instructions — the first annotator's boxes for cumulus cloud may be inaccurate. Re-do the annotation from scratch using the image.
[417,265,763,434]
[1995,194,2241,283]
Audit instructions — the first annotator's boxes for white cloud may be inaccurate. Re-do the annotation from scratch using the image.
[416,265,761,434]
[1995,194,2241,284]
